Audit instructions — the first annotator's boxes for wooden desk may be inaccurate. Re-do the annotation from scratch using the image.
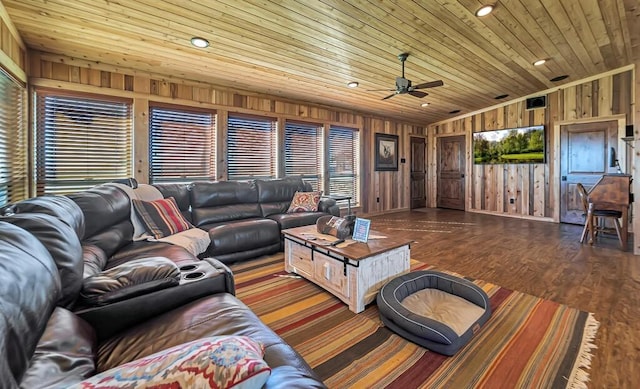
[587,173,631,249]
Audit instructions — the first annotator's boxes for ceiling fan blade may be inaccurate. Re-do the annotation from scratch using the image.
[413,80,444,89]
[382,93,397,100]
[408,90,428,98]
[367,88,396,92]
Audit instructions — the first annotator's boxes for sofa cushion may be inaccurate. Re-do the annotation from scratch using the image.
[191,181,261,226]
[2,213,83,309]
[132,197,193,239]
[74,336,270,389]
[287,191,322,213]
[0,222,61,388]
[153,183,192,222]
[67,185,134,257]
[106,240,196,269]
[256,177,311,216]
[20,307,97,389]
[204,218,280,256]
[267,212,327,231]
[3,194,85,239]
[96,294,321,385]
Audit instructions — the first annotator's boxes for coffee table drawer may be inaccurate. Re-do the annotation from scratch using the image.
[314,252,349,299]
[288,242,313,277]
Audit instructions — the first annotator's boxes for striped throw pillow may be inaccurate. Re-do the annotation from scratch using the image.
[132,197,193,239]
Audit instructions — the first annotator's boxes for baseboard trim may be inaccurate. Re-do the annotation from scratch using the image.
[468,208,555,223]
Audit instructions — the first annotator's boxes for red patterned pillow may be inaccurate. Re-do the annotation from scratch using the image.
[132,197,193,239]
[71,336,271,389]
[287,191,322,213]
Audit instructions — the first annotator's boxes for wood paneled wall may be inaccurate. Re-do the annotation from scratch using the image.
[28,51,425,216]
[0,1,25,81]
[428,68,634,220]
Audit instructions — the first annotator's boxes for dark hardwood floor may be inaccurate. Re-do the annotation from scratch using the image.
[367,208,639,388]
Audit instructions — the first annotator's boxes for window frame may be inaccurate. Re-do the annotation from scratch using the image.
[34,90,133,195]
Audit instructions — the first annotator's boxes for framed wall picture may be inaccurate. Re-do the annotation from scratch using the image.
[375,133,399,171]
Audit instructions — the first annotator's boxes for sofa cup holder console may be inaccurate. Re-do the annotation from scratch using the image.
[179,262,212,283]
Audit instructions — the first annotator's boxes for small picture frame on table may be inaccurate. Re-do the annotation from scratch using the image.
[352,218,371,243]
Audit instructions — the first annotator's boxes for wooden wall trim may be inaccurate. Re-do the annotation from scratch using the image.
[0,1,24,50]
[468,208,554,223]
[29,78,367,128]
[0,47,24,82]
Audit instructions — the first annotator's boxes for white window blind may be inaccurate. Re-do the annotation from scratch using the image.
[35,93,132,195]
[227,115,276,180]
[284,121,323,190]
[149,106,216,183]
[0,69,26,206]
[328,126,359,203]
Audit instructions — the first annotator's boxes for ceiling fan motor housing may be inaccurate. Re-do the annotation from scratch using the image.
[396,77,411,92]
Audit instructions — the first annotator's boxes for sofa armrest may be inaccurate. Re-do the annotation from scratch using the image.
[200,257,235,295]
[318,198,340,216]
[75,258,236,341]
[80,257,180,306]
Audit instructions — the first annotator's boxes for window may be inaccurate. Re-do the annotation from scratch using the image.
[328,126,360,203]
[227,115,276,180]
[149,106,216,183]
[0,69,26,206]
[35,93,132,195]
[284,121,323,190]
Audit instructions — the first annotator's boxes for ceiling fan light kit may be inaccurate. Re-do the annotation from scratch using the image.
[372,53,444,101]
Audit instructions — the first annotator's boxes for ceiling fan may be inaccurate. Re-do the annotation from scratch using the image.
[369,53,444,100]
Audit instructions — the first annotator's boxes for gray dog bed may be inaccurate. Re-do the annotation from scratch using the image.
[377,270,491,356]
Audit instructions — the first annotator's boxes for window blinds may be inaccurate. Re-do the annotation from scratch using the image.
[284,121,323,190]
[227,115,276,180]
[0,69,26,206]
[328,126,359,202]
[35,93,132,195]
[149,106,216,183]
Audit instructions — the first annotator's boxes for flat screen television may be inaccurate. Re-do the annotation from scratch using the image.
[473,125,545,164]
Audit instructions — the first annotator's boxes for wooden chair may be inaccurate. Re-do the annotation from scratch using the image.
[576,183,624,247]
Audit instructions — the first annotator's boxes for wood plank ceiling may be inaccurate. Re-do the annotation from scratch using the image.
[4,0,639,124]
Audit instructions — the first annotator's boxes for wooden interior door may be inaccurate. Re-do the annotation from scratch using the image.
[560,120,619,224]
[410,136,426,209]
[437,135,465,210]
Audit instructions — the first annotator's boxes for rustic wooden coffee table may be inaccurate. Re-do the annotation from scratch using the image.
[282,225,412,313]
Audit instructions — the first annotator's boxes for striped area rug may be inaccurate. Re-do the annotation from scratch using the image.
[231,255,599,389]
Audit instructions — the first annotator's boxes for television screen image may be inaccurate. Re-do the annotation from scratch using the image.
[473,125,545,164]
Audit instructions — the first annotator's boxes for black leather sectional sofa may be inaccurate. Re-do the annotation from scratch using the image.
[0,177,333,388]
[156,177,340,262]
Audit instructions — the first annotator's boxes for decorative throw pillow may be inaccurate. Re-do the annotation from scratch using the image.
[287,191,322,213]
[71,336,271,389]
[132,197,193,239]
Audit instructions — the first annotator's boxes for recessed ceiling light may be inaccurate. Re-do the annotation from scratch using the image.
[550,75,569,82]
[449,109,461,114]
[421,102,429,107]
[494,94,509,99]
[347,81,359,88]
[475,5,494,17]
[533,59,546,66]
[190,37,209,48]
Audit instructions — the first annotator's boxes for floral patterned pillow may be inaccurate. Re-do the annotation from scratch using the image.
[287,191,322,213]
[71,336,270,389]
